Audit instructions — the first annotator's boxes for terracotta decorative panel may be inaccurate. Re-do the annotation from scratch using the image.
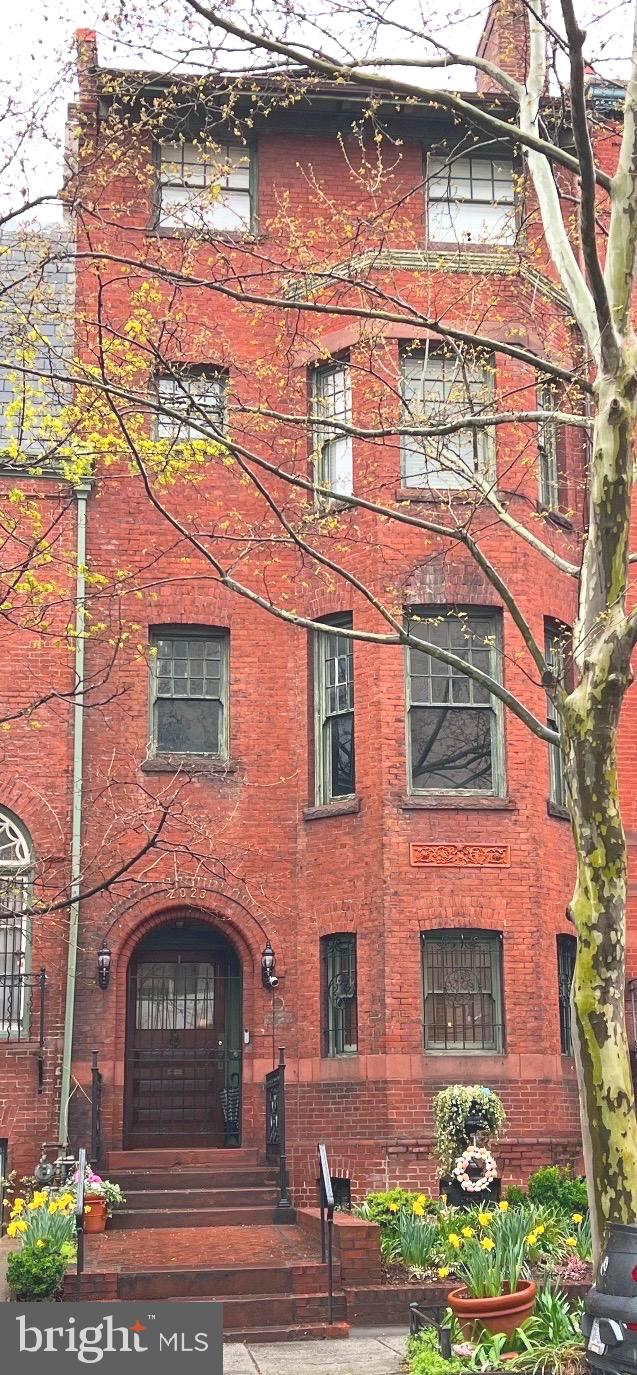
[410,843,511,868]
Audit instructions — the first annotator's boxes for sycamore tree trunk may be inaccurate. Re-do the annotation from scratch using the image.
[565,368,637,1264]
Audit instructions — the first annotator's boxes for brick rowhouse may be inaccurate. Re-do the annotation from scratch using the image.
[1,1,630,1203]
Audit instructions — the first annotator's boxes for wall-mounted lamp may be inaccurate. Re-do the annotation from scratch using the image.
[261,941,279,990]
[97,941,112,990]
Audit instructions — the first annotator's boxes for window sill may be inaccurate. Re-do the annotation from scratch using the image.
[303,796,361,822]
[321,1051,359,1060]
[395,485,475,503]
[150,225,257,243]
[547,799,570,821]
[141,754,239,777]
[424,1047,506,1057]
[536,502,573,531]
[400,794,515,812]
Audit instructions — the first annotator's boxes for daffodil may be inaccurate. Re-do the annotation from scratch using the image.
[412,1201,425,1217]
[535,1224,545,1236]
[565,1236,577,1247]
[388,1202,399,1214]
[448,1232,461,1249]
[462,1226,474,1238]
[28,1190,49,1210]
[526,1232,539,1245]
[481,1237,495,1251]
[478,1212,492,1226]
[6,1219,27,1237]
[416,1194,428,1206]
[572,1213,583,1224]
[10,1198,24,1215]
[438,1266,450,1279]
[498,1201,509,1212]
[35,1239,46,1249]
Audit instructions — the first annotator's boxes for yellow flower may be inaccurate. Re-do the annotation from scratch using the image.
[462,1226,474,1238]
[481,1237,495,1251]
[388,1203,399,1214]
[572,1213,583,1224]
[28,1190,49,1210]
[416,1194,428,1206]
[498,1201,509,1212]
[412,1201,425,1217]
[10,1198,25,1215]
[565,1236,577,1247]
[6,1219,27,1237]
[526,1232,539,1245]
[535,1224,545,1236]
[478,1212,492,1226]
[438,1266,450,1279]
[36,1239,45,1249]
[448,1232,461,1249]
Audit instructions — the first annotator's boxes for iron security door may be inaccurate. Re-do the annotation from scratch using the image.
[125,952,227,1147]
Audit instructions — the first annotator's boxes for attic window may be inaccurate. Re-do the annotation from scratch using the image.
[427,154,516,246]
[158,141,252,233]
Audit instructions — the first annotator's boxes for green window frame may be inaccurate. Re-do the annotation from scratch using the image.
[545,620,572,810]
[314,614,355,804]
[150,627,228,758]
[421,929,504,1053]
[321,933,358,1056]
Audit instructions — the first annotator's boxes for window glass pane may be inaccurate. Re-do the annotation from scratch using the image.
[157,373,225,440]
[557,935,576,1054]
[313,362,353,497]
[410,704,493,791]
[329,713,355,797]
[401,351,492,488]
[155,697,221,754]
[316,618,355,802]
[322,935,357,1055]
[136,961,215,1030]
[422,932,502,1051]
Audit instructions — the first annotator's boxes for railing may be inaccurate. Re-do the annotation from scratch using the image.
[90,1051,103,1168]
[0,968,46,1088]
[409,1302,452,1357]
[265,1045,295,1222]
[317,1141,335,1325]
[75,1145,86,1298]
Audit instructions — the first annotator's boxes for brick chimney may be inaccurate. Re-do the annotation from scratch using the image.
[75,29,99,114]
[475,0,530,93]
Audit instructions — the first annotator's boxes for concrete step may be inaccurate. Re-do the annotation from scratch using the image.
[225,1323,350,1343]
[109,1168,278,1191]
[107,1148,259,1170]
[111,1205,278,1230]
[116,1261,337,1302]
[120,1187,277,1211]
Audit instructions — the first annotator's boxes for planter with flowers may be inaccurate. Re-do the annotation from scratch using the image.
[74,1166,125,1233]
[433,1085,506,1209]
[447,1204,536,1340]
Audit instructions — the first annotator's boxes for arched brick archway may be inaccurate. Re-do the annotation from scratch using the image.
[122,909,245,1150]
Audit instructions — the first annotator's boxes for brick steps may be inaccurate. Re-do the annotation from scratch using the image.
[107,1148,259,1170]
[111,1204,278,1230]
[116,1186,277,1210]
[117,1261,336,1300]
[110,1169,278,1190]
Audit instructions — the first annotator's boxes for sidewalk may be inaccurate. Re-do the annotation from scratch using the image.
[224,1329,407,1375]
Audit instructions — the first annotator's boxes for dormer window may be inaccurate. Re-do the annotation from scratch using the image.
[158,141,252,233]
[427,153,515,245]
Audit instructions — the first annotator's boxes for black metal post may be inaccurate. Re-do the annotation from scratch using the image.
[317,1142,335,1326]
[37,969,46,1093]
[90,1051,102,1168]
[75,1145,86,1300]
[273,1046,296,1223]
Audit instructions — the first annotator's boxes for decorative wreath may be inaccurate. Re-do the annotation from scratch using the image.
[452,1146,498,1193]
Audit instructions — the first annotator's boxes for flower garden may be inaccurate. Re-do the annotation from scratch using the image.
[2,1165,125,1301]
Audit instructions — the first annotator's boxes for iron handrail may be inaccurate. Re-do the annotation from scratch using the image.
[265,1046,295,1222]
[317,1141,335,1325]
[75,1145,86,1297]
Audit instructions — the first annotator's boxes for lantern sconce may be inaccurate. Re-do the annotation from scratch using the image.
[97,941,112,990]
[261,941,279,990]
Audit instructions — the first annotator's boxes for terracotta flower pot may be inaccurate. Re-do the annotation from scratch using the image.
[83,1194,107,1234]
[448,1279,537,1340]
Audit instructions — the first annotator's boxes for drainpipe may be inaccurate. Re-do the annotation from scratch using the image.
[58,479,91,1143]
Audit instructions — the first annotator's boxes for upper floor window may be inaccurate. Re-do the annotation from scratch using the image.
[321,933,358,1056]
[427,153,516,245]
[0,810,33,1032]
[421,929,504,1053]
[406,608,504,794]
[314,615,355,803]
[557,933,576,1055]
[545,620,572,810]
[150,628,228,757]
[311,361,353,498]
[156,369,226,441]
[538,382,565,512]
[158,141,252,233]
[401,348,494,490]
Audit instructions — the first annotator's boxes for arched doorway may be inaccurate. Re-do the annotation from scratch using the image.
[123,916,242,1149]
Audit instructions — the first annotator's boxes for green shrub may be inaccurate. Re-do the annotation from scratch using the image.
[526,1167,587,1215]
[407,1328,462,1375]
[7,1239,67,1301]
[506,1184,526,1206]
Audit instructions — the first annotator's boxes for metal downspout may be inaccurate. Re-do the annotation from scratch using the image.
[58,480,90,1143]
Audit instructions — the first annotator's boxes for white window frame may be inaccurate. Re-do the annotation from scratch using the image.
[156,370,226,441]
[545,620,571,810]
[158,140,252,233]
[400,346,495,490]
[538,381,561,511]
[405,608,505,796]
[311,361,353,499]
[314,615,355,804]
[150,628,229,758]
[0,810,33,1033]
[427,152,516,246]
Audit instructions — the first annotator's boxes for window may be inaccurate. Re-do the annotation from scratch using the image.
[538,382,563,511]
[401,348,494,489]
[158,141,251,232]
[150,629,228,756]
[406,609,503,794]
[311,361,353,497]
[156,370,226,441]
[321,934,358,1055]
[422,930,504,1052]
[545,620,572,810]
[0,810,33,1032]
[314,615,355,803]
[557,934,577,1054]
[427,153,516,245]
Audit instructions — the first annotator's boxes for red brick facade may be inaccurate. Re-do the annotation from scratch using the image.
[1,16,625,1201]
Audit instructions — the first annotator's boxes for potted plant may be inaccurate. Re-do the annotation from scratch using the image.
[447,1209,536,1340]
[75,1166,125,1232]
[433,1085,506,1206]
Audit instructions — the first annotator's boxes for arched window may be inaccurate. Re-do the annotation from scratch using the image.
[0,810,33,1030]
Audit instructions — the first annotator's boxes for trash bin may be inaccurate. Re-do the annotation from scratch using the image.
[583,1222,637,1373]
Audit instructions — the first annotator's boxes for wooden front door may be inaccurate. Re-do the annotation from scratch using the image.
[124,950,229,1147]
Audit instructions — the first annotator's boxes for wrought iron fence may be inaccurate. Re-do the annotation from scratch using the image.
[0,968,46,1087]
[265,1046,295,1222]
